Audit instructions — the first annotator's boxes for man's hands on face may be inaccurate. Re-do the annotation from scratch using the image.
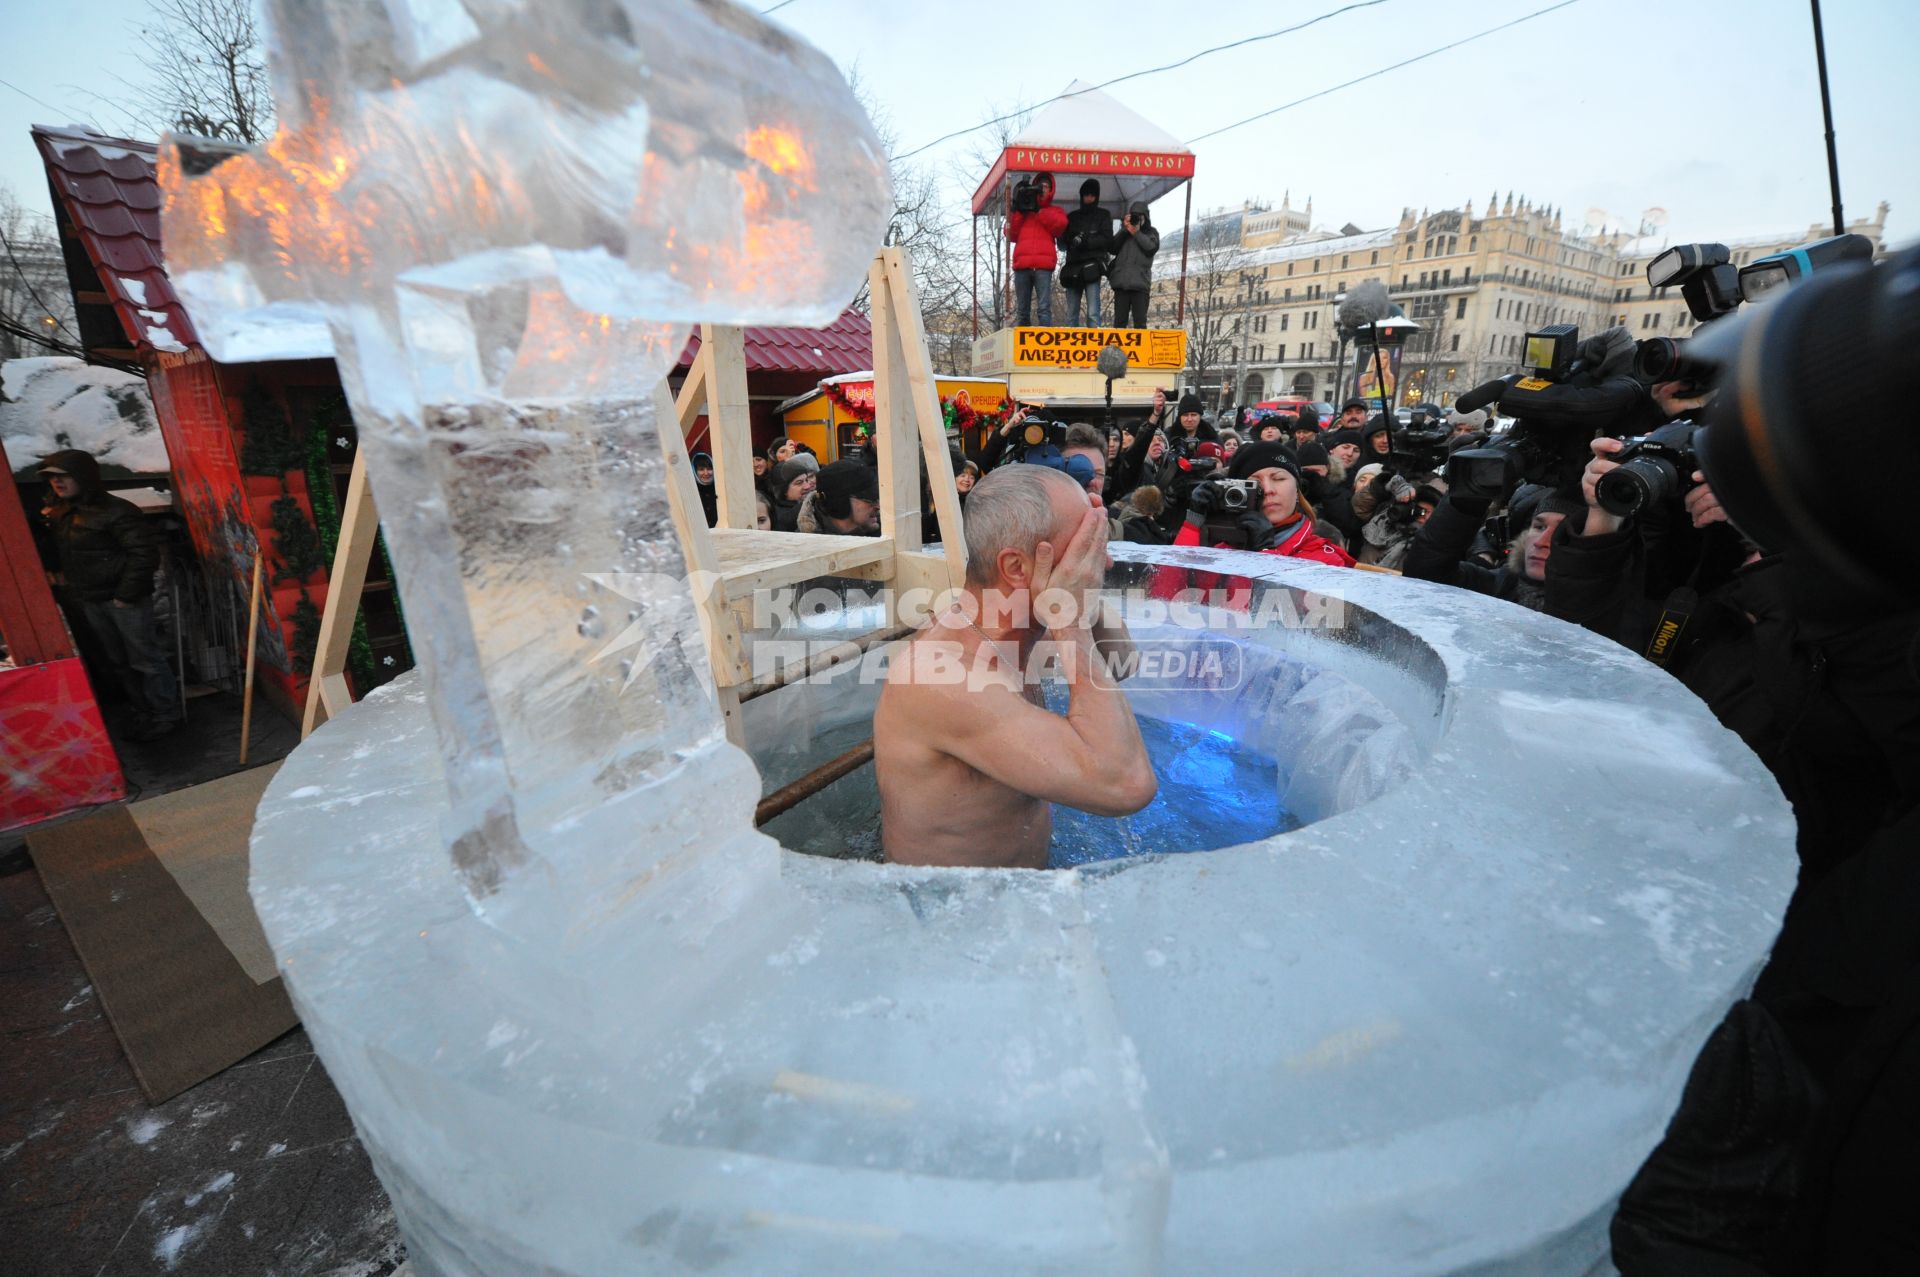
[1031,496,1109,634]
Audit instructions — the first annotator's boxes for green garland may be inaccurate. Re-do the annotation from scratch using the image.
[304,395,412,687]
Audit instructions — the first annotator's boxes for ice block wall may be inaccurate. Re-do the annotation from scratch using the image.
[253,548,1797,1275]
[160,0,892,935]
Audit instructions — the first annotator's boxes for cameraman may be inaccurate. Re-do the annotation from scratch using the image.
[1108,201,1159,329]
[1060,180,1114,328]
[979,401,1042,472]
[1403,482,1584,608]
[1350,414,1437,525]
[1006,172,1068,326]
[1551,434,1920,884]
[1108,387,1173,504]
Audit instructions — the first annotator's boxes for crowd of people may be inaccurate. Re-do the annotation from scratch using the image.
[1004,171,1159,328]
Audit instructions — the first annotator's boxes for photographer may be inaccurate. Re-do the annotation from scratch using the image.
[1350,414,1438,525]
[1005,171,1068,326]
[1170,442,1353,567]
[1108,201,1159,329]
[979,401,1041,472]
[1108,388,1172,505]
[1402,482,1584,608]
[1060,179,1114,328]
[1551,434,1918,884]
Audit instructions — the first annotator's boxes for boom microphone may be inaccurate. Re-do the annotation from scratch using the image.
[1337,280,1391,333]
[1454,375,1517,415]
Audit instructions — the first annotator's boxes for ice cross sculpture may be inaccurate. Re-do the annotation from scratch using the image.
[160,0,891,925]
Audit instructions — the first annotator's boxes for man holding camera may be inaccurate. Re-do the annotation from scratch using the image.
[1006,172,1068,327]
[1108,200,1159,329]
[1059,180,1114,328]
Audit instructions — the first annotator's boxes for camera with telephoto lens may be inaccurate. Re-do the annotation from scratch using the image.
[1595,421,1702,517]
[1011,177,1041,214]
[1630,234,1875,395]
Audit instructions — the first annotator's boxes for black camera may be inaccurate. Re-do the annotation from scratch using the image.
[1011,178,1041,214]
[1595,422,1702,518]
[1634,336,1717,389]
[1017,415,1068,452]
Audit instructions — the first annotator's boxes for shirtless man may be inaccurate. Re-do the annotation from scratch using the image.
[875,465,1157,869]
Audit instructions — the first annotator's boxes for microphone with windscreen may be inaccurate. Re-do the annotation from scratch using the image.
[1097,343,1131,431]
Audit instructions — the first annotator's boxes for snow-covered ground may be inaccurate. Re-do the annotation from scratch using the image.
[1,357,171,476]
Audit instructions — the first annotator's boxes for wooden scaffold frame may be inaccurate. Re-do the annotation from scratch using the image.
[304,248,967,815]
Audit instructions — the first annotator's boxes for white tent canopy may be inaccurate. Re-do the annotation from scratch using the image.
[969,81,1195,217]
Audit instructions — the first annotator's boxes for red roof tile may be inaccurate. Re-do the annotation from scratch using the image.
[677,310,872,376]
[32,127,196,355]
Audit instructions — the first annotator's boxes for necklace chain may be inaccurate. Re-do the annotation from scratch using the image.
[948,603,1023,674]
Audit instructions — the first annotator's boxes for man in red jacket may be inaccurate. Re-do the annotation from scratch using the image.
[1006,172,1068,326]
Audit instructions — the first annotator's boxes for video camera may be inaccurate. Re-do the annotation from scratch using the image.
[1444,323,1657,500]
[1011,176,1042,215]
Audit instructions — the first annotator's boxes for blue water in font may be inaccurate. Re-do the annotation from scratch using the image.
[1048,714,1296,869]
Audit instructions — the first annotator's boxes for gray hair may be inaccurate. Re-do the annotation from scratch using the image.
[963,464,1077,587]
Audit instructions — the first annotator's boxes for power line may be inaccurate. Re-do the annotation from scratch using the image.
[894,0,1394,162]
[1188,0,1582,143]
[0,74,70,119]
[0,223,84,346]
[0,314,83,358]
[763,0,800,13]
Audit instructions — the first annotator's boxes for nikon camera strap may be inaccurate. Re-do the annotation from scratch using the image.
[1644,586,1700,669]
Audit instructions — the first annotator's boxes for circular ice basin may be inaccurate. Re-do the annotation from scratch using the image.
[251,543,1796,1276]
[752,556,1437,867]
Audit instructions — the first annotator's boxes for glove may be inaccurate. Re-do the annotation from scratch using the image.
[1235,512,1277,549]
[1183,478,1224,523]
[1386,473,1415,503]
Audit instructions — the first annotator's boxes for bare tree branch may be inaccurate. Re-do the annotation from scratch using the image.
[130,0,273,143]
[0,184,82,361]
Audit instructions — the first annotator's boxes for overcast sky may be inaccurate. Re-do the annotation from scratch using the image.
[3,0,1914,253]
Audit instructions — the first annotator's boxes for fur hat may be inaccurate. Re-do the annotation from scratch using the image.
[1126,484,1165,518]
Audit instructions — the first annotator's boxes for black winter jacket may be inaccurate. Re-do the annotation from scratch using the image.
[1403,495,1543,608]
[41,449,159,604]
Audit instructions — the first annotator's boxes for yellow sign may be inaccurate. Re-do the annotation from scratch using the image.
[972,327,1187,376]
[1005,370,1178,402]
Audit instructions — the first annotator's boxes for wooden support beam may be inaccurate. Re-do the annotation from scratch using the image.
[701,325,757,529]
[868,255,922,558]
[875,247,968,593]
[302,451,380,738]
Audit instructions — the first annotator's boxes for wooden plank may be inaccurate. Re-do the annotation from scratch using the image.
[867,254,922,552]
[709,528,894,596]
[702,325,757,529]
[877,247,968,592]
[657,383,751,688]
[301,451,380,738]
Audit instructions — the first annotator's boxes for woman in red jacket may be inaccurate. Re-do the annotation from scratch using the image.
[1005,171,1068,326]
[1149,440,1354,607]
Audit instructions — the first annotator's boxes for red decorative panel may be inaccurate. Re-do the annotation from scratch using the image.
[0,658,126,832]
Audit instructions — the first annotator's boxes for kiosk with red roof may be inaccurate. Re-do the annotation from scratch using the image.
[968,82,1196,408]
